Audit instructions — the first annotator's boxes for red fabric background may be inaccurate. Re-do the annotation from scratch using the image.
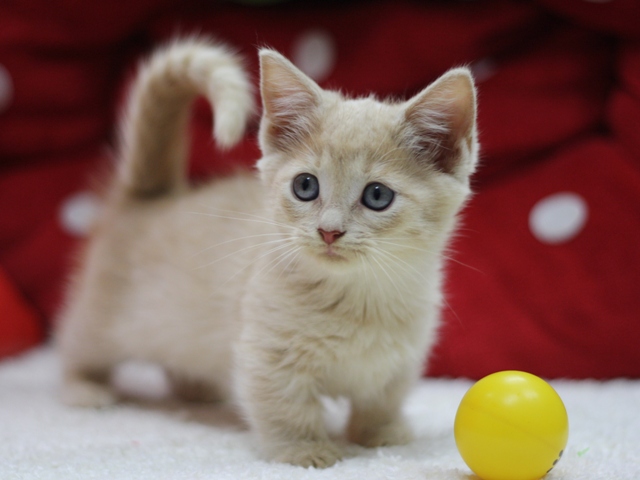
[1,0,638,379]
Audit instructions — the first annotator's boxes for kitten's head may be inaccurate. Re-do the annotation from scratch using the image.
[256,49,478,272]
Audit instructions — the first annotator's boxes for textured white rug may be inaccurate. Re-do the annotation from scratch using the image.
[1,346,639,480]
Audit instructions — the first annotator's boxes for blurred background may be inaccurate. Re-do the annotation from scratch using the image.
[1,0,639,379]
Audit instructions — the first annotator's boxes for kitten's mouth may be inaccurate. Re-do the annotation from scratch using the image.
[325,246,344,259]
[313,244,348,262]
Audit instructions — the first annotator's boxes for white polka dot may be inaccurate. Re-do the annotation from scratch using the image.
[60,191,102,236]
[291,29,336,83]
[0,64,14,113]
[529,192,588,244]
[470,58,497,83]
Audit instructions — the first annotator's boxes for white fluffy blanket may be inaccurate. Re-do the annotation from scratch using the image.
[1,347,638,479]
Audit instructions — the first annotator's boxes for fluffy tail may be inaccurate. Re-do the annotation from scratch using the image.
[114,38,254,200]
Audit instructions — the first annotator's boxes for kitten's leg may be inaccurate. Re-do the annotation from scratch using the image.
[239,369,342,468]
[57,313,119,408]
[61,366,117,408]
[347,372,414,448]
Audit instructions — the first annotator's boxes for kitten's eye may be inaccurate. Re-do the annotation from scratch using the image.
[292,173,320,201]
[362,183,395,211]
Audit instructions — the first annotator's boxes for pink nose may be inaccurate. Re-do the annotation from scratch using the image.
[318,229,345,245]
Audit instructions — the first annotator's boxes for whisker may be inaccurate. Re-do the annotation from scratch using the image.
[376,239,434,253]
[247,242,301,284]
[443,257,483,274]
[372,144,410,164]
[375,246,464,327]
[375,247,429,283]
[195,237,294,270]
[368,253,405,301]
[369,142,383,164]
[360,251,383,294]
[369,251,415,316]
[191,232,289,259]
[194,205,294,230]
[264,245,302,281]
[275,248,302,282]
[187,210,295,231]
[286,248,303,280]
[376,239,484,275]
[218,240,298,288]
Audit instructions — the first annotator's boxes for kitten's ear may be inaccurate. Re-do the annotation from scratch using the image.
[258,49,323,153]
[403,68,478,180]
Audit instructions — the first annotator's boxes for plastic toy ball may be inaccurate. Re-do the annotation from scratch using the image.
[454,371,569,480]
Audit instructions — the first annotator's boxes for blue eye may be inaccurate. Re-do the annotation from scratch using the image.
[292,173,319,201]
[362,183,394,211]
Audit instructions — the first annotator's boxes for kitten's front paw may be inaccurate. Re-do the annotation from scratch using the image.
[272,440,343,468]
[349,418,414,448]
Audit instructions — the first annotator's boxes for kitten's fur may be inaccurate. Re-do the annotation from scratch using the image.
[56,38,478,468]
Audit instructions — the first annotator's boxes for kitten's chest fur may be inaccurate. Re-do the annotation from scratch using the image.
[241,259,440,398]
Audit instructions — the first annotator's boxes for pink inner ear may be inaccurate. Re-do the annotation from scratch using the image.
[439,75,476,140]
[404,70,476,175]
[260,52,321,151]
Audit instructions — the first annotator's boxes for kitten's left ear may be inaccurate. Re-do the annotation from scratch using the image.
[403,68,478,181]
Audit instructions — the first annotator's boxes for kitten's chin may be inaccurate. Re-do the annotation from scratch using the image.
[308,245,357,270]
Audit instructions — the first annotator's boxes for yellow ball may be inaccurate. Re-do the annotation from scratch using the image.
[454,371,569,480]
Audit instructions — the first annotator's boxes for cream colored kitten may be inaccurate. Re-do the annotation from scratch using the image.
[56,38,478,468]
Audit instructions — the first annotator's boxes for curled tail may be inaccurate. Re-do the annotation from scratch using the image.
[115,38,254,200]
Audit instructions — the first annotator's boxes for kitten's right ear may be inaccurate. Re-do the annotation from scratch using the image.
[259,49,323,153]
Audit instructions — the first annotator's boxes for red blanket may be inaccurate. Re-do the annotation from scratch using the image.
[1,0,639,379]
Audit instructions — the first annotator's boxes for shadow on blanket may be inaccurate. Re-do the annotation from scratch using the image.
[112,360,248,431]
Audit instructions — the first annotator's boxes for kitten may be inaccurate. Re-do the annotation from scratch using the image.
[56,38,478,468]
